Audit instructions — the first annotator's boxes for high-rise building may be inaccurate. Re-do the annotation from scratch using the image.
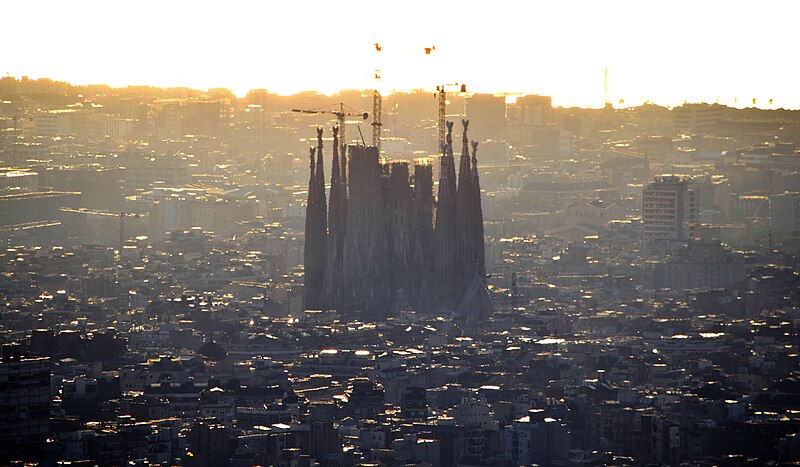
[185,419,230,467]
[0,344,50,446]
[643,175,698,243]
[303,120,489,317]
[769,192,800,234]
[465,93,506,141]
[672,103,727,133]
[508,95,553,127]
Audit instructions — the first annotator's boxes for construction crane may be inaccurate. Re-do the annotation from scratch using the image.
[435,83,467,151]
[292,104,368,154]
[372,91,381,151]
[421,45,467,151]
[373,42,383,152]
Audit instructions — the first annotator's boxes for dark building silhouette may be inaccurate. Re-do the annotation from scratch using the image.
[435,121,460,310]
[302,129,327,310]
[384,160,415,299]
[456,121,485,288]
[401,386,428,420]
[303,121,488,316]
[411,160,435,310]
[340,143,392,312]
[324,125,347,307]
[0,344,50,446]
[185,419,231,467]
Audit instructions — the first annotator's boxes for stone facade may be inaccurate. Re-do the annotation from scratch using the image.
[303,121,488,317]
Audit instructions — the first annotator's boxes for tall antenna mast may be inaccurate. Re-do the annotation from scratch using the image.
[604,67,609,107]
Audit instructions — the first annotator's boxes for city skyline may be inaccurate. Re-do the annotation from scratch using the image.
[2,2,800,465]
[4,0,800,109]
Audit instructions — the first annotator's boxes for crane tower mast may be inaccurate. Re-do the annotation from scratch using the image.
[372,43,383,152]
[437,85,446,152]
[372,90,382,151]
[436,83,465,152]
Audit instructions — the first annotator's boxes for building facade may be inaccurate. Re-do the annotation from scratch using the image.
[672,103,727,133]
[643,175,698,243]
[304,120,488,316]
[656,239,747,290]
[0,345,50,446]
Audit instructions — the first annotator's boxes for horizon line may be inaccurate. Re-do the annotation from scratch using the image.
[3,73,798,112]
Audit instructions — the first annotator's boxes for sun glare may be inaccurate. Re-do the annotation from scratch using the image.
[2,0,799,108]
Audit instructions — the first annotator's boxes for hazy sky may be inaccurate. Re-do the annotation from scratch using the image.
[4,0,799,108]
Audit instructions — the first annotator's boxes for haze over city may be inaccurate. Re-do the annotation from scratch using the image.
[1,2,800,467]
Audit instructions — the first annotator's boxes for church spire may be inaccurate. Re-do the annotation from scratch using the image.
[458,119,472,191]
[329,125,342,243]
[308,145,315,187]
[315,127,327,231]
[325,126,346,308]
[303,129,328,310]
[411,159,435,311]
[456,119,475,290]
[434,120,459,310]
[471,140,485,279]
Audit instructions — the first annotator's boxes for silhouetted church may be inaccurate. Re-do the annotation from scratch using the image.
[303,120,489,319]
